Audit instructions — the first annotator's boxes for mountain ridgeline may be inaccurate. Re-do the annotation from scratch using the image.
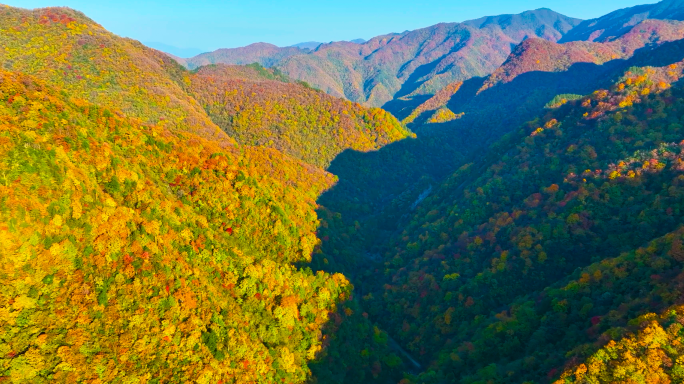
[175,9,581,107]
[5,1,684,384]
[185,64,412,168]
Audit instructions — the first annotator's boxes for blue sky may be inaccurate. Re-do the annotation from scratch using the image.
[7,0,659,52]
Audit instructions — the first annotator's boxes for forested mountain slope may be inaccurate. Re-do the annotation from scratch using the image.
[9,2,684,384]
[553,304,684,383]
[310,21,684,267]
[561,0,684,43]
[0,5,418,384]
[278,9,580,107]
[185,64,413,168]
[356,49,684,384]
[0,69,349,383]
[0,5,412,172]
[175,9,580,108]
[399,19,684,134]
[0,6,227,142]
[181,43,307,70]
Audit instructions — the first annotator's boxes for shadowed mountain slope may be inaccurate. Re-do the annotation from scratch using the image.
[309,35,684,383]
[403,20,684,145]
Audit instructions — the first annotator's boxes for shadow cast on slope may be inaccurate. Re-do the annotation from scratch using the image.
[382,94,432,121]
[309,38,684,286]
[302,38,684,384]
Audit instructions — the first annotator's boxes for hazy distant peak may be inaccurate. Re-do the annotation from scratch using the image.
[290,41,322,50]
[461,8,581,31]
[241,42,281,49]
[290,39,365,50]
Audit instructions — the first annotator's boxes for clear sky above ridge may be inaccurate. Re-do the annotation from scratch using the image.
[7,0,660,52]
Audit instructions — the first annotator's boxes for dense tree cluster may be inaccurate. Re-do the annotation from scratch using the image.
[311,41,684,384]
[9,3,684,384]
[386,63,684,383]
[0,69,352,383]
[0,6,226,142]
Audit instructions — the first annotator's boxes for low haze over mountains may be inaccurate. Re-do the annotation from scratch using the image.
[7,1,684,383]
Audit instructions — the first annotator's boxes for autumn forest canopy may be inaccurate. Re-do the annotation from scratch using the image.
[6,1,684,383]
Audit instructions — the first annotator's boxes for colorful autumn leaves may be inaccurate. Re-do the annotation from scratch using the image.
[0,69,348,383]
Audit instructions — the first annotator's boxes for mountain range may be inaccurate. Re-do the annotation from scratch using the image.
[6,1,684,384]
[173,9,581,107]
[561,0,684,42]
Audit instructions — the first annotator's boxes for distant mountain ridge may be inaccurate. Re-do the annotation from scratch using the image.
[179,42,305,69]
[172,9,581,107]
[561,0,684,42]
[281,8,580,107]
[158,0,684,113]
[290,41,322,50]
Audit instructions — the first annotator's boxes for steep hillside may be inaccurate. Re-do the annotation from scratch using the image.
[12,3,684,384]
[185,64,413,168]
[481,18,684,91]
[193,62,291,83]
[358,56,684,383]
[0,68,351,383]
[0,6,412,173]
[0,6,227,142]
[308,23,684,266]
[183,43,306,70]
[554,304,684,384]
[561,0,684,43]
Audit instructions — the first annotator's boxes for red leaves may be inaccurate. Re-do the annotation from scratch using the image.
[591,316,601,326]
[225,227,233,235]
[465,296,475,307]
[547,368,558,379]
[38,11,76,25]
[169,175,183,187]
[165,285,170,295]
